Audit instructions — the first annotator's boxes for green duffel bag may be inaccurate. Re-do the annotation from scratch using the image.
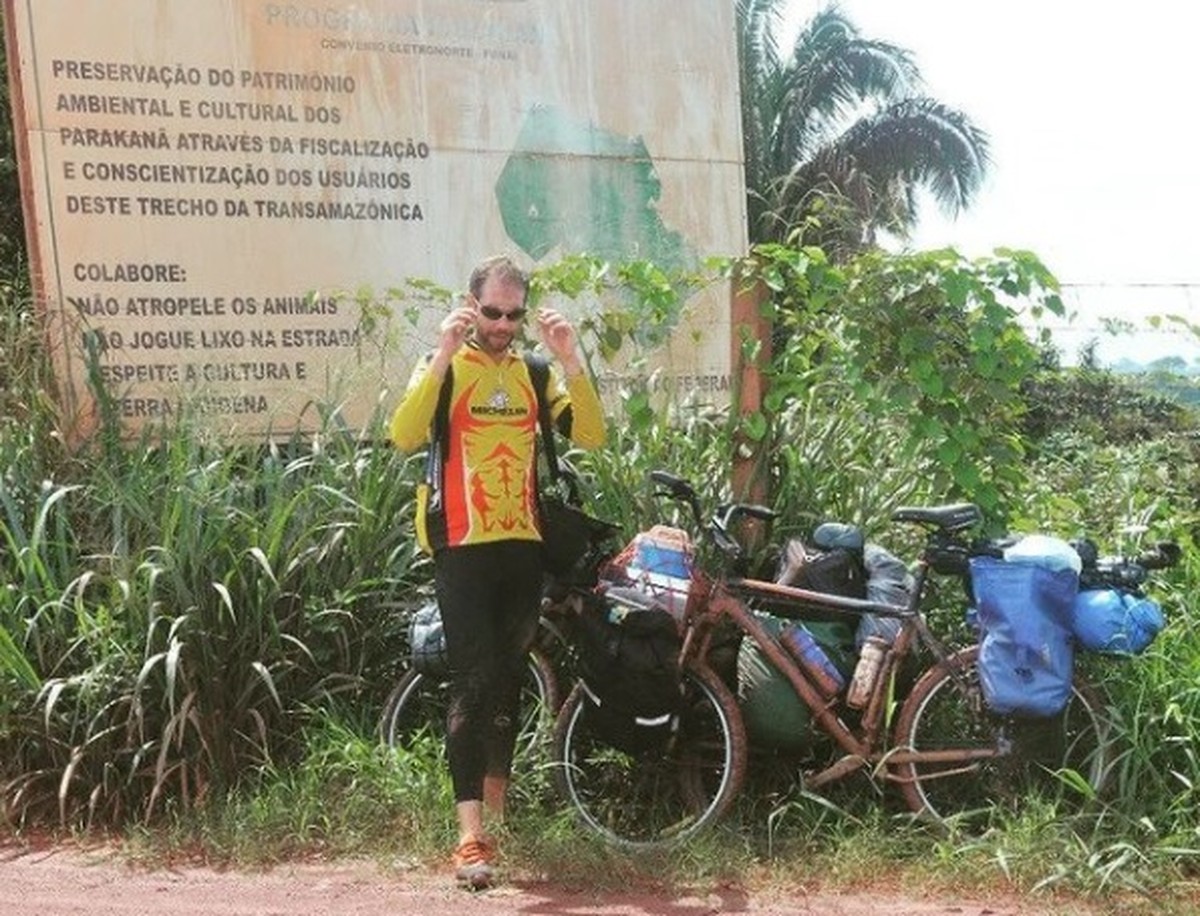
[737,610,856,752]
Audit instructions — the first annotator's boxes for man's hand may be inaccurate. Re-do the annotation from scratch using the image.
[536,307,582,375]
[431,303,474,374]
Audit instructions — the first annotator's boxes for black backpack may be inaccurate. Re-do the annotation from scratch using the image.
[776,537,867,596]
[765,535,868,625]
[570,588,683,754]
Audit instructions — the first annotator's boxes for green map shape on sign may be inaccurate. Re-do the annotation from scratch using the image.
[495,106,697,343]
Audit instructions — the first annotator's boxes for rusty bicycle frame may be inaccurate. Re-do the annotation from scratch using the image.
[675,504,997,793]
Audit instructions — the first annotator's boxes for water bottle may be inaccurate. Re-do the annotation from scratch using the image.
[780,624,845,699]
[846,635,888,709]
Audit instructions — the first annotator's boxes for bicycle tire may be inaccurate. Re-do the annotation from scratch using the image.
[379,646,561,764]
[551,661,747,849]
[893,645,1114,828]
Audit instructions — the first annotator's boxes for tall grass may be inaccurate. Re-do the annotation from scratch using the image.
[1,372,430,825]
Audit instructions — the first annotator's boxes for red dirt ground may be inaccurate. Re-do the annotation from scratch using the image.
[0,843,1101,916]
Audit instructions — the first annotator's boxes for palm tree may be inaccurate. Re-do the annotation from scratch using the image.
[739,0,990,257]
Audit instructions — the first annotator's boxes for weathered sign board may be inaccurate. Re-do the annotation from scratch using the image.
[4,0,747,440]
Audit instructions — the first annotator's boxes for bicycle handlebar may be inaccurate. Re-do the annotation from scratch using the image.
[1132,541,1182,571]
[1074,540,1181,591]
[648,470,778,564]
[648,470,703,529]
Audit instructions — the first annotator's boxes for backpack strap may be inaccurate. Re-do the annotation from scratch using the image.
[426,362,454,512]
[525,353,584,506]
[432,361,454,455]
[523,353,559,486]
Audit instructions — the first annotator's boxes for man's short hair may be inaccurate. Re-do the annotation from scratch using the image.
[469,254,530,302]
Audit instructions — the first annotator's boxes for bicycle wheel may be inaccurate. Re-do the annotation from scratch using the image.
[893,645,1113,828]
[380,647,560,763]
[551,662,747,848]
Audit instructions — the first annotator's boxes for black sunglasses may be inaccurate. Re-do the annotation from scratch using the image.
[479,305,527,322]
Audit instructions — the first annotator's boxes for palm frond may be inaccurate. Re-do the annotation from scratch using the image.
[837,97,992,215]
[741,1,990,248]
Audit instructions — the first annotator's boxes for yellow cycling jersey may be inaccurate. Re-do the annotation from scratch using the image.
[390,343,605,550]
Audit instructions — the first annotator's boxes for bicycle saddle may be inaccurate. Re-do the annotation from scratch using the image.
[892,503,981,532]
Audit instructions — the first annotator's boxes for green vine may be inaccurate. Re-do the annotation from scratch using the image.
[744,244,1066,522]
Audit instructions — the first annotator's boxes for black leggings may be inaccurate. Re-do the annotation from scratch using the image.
[434,541,542,804]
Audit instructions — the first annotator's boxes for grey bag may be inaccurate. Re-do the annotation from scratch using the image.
[854,543,913,647]
[409,601,450,676]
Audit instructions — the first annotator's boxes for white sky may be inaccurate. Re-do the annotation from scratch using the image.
[782,1,1200,366]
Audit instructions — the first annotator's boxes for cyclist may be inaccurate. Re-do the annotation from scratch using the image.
[389,254,606,888]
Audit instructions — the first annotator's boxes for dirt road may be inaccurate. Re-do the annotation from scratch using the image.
[0,845,1093,916]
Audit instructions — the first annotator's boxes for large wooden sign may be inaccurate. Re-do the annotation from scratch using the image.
[4,0,747,440]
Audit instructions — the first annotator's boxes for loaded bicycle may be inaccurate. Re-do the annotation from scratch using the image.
[550,470,1180,847]
[378,509,620,761]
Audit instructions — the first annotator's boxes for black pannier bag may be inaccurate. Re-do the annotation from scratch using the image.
[769,523,868,624]
[776,522,868,599]
[571,587,683,753]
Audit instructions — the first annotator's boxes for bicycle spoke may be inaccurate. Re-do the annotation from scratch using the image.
[895,647,1113,829]
[381,650,558,767]
[552,664,745,848]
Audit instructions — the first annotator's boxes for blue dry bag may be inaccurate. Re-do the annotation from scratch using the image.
[1071,588,1164,655]
[969,556,1079,717]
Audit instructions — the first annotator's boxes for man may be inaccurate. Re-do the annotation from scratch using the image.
[389,255,606,888]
